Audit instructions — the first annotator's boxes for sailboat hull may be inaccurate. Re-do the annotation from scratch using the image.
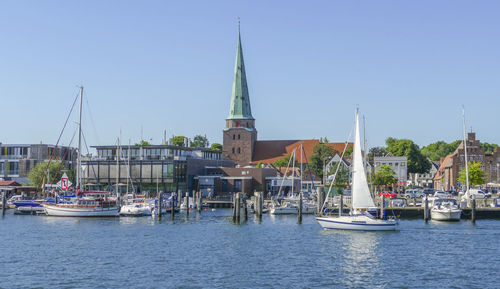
[316,215,398,231]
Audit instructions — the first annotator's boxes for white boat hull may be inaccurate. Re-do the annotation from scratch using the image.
[44,204,119,217]
[316,215,398,231]
[120,204,152,216]
[270,206,298,215]
[430,208,461,221]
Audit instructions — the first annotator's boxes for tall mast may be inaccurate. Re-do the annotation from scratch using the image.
[300,143,303,192]
[76,86,83,189]
[462,107,469,192]
[116,137,120,196]
[291,149,296,194]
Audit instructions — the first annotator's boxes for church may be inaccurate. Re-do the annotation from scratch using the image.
[222,28,348,168]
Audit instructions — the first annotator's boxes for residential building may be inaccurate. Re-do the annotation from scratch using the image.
[81,144,232,193]
[434,132,500,191]
[0,143,76,184]
[373,155,408,186]
[410,161,439,188]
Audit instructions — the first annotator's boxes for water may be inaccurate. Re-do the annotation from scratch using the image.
[1,210,500,289]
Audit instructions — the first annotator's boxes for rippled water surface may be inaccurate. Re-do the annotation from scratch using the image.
[1,210,500,288]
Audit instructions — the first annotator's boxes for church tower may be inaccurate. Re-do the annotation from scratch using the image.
[223,26,257,166]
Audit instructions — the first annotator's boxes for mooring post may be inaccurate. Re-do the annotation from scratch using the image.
[243,195,248,221]
[171,192,176,220]
[197,191,202,213]
[424,195,429,223]
[379,195,384,219]
[1,191,6,216]
[236,193,241,223]
[317,187,325,215]
[472,198,476,224]
[339,194,344,217]
[255,192,262,220]
[185,192,190,217]
[298,192,303,224]
[232,193,237,222]
[158,192,163,219]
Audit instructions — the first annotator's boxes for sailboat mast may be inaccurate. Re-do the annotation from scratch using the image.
[116,137,120,196]
[300,143,303,192]
[76,86,83,189]
[462,107,469,192]
[291,149,296,194]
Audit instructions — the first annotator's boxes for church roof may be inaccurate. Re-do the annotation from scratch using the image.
[252,139,352,165]
[227,28,254,120]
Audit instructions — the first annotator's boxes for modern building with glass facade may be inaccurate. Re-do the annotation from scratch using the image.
[81,145,233,194]
[0,143,76,183]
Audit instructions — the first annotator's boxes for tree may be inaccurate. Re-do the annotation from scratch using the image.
[458,161,486,187]
[135,140,150,146]
[28,160,75,188]
[210,143,222,151]
[385,137,431,175]
[421,140,460,162]
[274,154,292,169]
[191,135,209,148]
[344,146,353,157]
[480,142,498,155]
[256,161,264,168]
[372,165,398,188]
[309,144,337,180]
[169,136,187,146]
[367,146,386,165]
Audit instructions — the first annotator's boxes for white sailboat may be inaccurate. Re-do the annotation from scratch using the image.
[316,109,398,231]
[43,87,119,217]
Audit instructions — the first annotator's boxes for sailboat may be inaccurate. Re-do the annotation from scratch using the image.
[316,109,398,231]
[431,108,466,221]
[43,87,120,217]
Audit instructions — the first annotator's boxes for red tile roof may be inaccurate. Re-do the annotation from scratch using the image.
[0,180,21,186]
[252,139,352,165]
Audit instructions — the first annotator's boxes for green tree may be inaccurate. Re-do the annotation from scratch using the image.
[256,161,264,168]
[210,143,222,151]
[274,154,292,169]
[344,146,353,157]
[421,140,460,162]
[480,142,498,155]
[169,136,187,146]
[372,165,398,187]
[385,137,431,175]
[191,135,209,148]
[309,144,337,180]
[28,161,75,188]
[367,146,386,165]
[458,161,486,187]
[135,140,150,146]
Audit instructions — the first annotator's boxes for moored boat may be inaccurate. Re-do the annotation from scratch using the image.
[430,198,461,221]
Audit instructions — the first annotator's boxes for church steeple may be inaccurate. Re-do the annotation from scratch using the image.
[227,24,254,120]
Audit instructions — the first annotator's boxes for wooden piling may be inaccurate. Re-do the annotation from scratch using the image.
[317,187,325,215]
[171,192,176,220]
[298,192,303,224]
[379,195,384,219]
[255,192,262,220]
[1,191,6,216]
[185,192,190,217]
[424,195,429,222]
[158,192,163,219]
[232,193,237,222]
[339,194,343,217]
[235,193,240,223]
[472,198,476,224]
[196,191,202,213]
[243,195,248,221]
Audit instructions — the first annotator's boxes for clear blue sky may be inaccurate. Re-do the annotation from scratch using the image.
[1,0,499,151]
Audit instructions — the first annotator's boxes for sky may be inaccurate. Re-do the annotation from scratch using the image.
[1,0,499,152]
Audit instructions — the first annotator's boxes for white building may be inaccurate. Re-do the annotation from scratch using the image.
[373,155,408,185]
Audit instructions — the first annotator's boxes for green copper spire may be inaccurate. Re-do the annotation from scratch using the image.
[227,25,254,120]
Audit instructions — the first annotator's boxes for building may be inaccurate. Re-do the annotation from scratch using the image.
[222,28,349,175]
[0,143,77,184]
[434,132,500,191]
[81,144,232,194]
[373,155,408,186]
[410,161,439,188]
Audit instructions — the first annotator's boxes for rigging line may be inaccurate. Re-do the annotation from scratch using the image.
[81,129,99,185]
[277,148,296,200]
[84,96,101,145]
[48,127,79,186]
[39,90,80,190]
[321,126,354,214]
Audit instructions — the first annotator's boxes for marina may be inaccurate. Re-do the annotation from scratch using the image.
[1,208,500,288]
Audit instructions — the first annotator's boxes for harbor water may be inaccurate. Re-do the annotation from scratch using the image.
[1,210,500,288]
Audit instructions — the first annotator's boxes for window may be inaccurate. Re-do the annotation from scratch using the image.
[8,162,19,175]
[233,134,235,140]
[232,147,235,154]
[238,134,240,140]
[401,163,406,167]
[238,147,241,154]
[234,180,242,192]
